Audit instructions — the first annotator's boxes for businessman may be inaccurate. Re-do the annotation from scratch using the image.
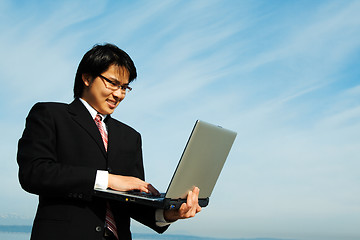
[17,43,201,240]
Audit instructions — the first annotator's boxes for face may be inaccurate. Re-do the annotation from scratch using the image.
[81,64,130,115]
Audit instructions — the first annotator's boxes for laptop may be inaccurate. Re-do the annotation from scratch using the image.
[94,120,237,209]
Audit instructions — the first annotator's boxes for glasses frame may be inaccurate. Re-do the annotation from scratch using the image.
[98,74,132,93]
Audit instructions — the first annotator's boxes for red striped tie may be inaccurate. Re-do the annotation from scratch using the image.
[94,114,108,151]
[94,114,119,240]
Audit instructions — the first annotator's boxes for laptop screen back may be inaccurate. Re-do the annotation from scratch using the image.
[165,120,237,199]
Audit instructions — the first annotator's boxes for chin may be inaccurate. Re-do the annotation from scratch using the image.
[97,107,113,115]
[103,109,114,115]
[108,107,117,114]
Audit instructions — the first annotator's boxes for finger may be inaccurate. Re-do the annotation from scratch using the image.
[186,187,198,206]
[180,193,192,213]
[137,182,159,195]
[194,187,200,196]
[179,202,191,218]
[192,188,198,202]
[139,185,150,193]
[186,190,193,208]
[190,187,201,215]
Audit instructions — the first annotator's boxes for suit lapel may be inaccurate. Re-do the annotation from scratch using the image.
[105,116,117,157]
[68,98,107,157]
[106,116,127,163]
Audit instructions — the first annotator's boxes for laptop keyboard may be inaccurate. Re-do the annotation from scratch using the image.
[127,191,165,198]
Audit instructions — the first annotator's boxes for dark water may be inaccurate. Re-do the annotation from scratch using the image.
[0,225,293,240]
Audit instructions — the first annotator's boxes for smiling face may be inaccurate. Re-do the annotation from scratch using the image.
[81,64,130,115]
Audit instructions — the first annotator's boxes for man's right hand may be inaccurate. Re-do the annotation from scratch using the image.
[108,174,160,195]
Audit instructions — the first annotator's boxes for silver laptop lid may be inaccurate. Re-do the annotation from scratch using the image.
[165,120,237,199]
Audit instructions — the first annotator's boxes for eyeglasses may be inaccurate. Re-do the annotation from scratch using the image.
[98,74,132,93]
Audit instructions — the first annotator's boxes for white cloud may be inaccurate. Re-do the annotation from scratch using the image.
[1,1,360,239]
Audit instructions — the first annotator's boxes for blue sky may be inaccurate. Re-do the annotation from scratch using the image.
[1,0,360,239]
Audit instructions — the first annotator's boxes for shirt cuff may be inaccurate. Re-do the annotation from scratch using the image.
[155,209,173,227]
[94,170,109,190]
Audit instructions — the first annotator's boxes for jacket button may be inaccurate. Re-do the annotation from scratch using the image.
[95,226,102,232]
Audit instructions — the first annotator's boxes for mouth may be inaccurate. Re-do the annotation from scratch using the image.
[106,99,119,109]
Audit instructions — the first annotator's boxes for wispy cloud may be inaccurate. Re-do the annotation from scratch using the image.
[1,1,359,239]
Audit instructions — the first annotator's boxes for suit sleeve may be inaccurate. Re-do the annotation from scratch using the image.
[17,103,97,200]
[129,204,169,234]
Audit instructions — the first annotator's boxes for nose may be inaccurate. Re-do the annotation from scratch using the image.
[112,88,125,99]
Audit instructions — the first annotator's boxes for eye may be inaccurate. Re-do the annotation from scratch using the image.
[109,81,118,87]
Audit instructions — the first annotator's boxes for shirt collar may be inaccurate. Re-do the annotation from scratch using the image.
[79,98,107,121]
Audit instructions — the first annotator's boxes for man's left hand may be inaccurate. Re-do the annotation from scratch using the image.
[163,187,202,222]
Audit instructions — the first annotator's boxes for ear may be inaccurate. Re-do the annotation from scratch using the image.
[82,73,92,87]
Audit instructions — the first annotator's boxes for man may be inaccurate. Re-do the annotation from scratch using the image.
[17,43,201,240]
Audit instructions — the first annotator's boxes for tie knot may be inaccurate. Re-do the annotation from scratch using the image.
[95,114,102,122]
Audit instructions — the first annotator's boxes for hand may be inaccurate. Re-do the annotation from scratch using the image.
[163,187,202,222]
[108,174,160,195]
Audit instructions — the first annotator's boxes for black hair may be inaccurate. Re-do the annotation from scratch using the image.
[73,43,137,98]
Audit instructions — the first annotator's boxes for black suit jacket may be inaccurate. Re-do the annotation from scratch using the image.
[17,98,168,240]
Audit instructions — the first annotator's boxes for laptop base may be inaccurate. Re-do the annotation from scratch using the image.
[94,188,209,210]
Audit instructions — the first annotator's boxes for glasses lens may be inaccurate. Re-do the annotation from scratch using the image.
[100,75,131,92]
[110,84,132,93]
